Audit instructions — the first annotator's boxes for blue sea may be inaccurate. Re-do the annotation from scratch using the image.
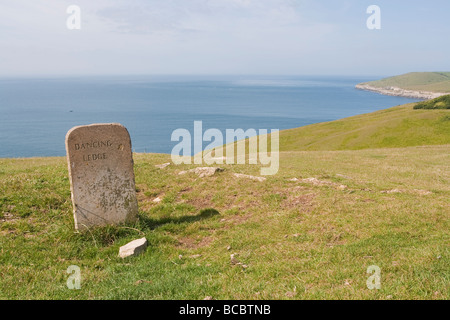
[0,75,420,158]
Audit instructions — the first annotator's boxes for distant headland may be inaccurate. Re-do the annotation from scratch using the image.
[356,72,450,99]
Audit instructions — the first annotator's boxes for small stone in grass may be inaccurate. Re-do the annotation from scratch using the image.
[179,167,224,178]
[155,163,171,169]
[230,254,240,265]
[233,173,266,182]
[119,237,148,258]
[153,197,162,203]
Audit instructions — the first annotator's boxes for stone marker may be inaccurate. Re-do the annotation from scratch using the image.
[66,123,138,230]
[119,237,148,258]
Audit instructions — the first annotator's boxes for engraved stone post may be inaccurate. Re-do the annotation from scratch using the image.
[65,123,138,230]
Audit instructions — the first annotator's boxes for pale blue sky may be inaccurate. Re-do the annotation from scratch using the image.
[0,0,449,76]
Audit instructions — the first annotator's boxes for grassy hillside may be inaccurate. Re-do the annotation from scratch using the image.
[359,72,450,93]
[0,145,449,300]
[279,103,450,152]
[1,99,449,300]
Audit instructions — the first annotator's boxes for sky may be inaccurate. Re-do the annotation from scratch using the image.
[0,0,449,76]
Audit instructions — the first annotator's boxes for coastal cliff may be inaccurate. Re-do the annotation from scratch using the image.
[355,84,448,100]
[355,72,450,100]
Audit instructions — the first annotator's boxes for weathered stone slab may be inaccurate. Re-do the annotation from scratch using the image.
[66,123,138,230]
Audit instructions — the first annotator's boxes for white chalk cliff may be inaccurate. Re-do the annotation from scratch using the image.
[355,84,448,100]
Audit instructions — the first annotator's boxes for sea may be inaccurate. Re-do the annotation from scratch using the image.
[0,75,420,158]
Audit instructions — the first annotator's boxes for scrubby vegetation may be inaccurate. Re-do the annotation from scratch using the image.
[414,95,450,110]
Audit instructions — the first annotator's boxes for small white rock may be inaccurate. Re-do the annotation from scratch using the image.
[194,167,224,178]
[230,253,240,265]
[178,167,224,177]
[155,163,171,169]
[119,237,148,258]
[233,173,266,182]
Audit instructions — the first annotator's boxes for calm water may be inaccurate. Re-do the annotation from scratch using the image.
[0,75,419,158]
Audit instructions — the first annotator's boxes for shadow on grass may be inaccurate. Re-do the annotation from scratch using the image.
[138,208,220,230]
[74,209,220,247]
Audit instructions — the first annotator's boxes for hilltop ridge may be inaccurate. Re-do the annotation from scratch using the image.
[278,102,449,152]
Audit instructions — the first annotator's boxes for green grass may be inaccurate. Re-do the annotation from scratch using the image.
[0,145,449,299]
[359,72,450,93]
[414,95,450,110]
[278,103,450,152]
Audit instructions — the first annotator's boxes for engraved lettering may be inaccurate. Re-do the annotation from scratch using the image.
[83,153,107,162]
[74,140,113,151]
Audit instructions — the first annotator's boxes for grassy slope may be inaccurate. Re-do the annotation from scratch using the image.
[279,103,450,152]
[359,72,450,93]
[1,100,449,300]
[0,148,449,299]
